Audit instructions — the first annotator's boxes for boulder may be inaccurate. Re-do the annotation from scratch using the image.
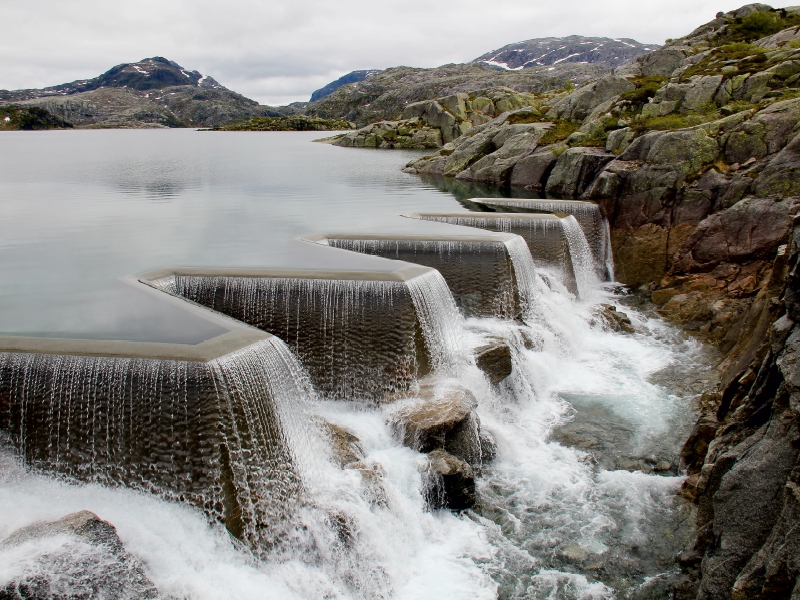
[592,304,635,333]
[323,421,366,468]
[639,48,689,77]
[0,511,159,600]
[454,124,544,185]
[605,127,635,154]
[509,149,558,189]
[422,449,476,511]
[438,93,469,121]
[545,148,615,198]
[402,100,461,143]
[681,75,723,112]
[546,75,635,122]
[388,380,483,465]
[474,342,512,384]
[322,421,386,504]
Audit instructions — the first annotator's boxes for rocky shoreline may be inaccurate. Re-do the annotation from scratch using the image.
[367,4,800,596]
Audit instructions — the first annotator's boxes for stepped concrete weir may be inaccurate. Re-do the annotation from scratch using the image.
[467,198,613,280]
[303,232,528,319]
[405,212,578,294]
[0,279,312,551]
[140,264,465,401]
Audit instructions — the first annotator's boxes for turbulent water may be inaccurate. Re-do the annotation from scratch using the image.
[0,131,716,599]
[0,268,714,600]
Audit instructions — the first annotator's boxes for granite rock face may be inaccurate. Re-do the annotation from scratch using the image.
[331,89,538,149]
[401,7,800,350]
[678,223,800,599]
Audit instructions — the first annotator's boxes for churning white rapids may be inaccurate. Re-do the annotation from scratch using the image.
[0,269,715,599]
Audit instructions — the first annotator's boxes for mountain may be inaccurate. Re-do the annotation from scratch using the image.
[302,36,656,126]
[301,62,609,126]
[472,35,658,70]
[0,57,293,129]
[1,56,225,102]
[310,70,381,102]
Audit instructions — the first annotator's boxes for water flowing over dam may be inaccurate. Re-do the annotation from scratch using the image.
[0,317,316,552]
[406,212,579,294]
[467,199,614,281]
[0,134,714,600]
[308,233,522,319]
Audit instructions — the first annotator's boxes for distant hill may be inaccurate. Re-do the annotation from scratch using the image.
[0,57,293,129]
[472,35,658,70]
[302,61,610,126]
[0,37,660,130]
[310,70,381,102]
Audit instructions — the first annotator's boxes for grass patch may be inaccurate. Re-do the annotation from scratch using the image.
[538,121,580,145]
[727,11,800,43]
[214,115,353,131]
[506,111,544,124]
[619,76,668,104]
[681,43,768,79]
[629,111,719,133]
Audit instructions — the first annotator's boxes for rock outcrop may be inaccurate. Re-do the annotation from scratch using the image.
[676,221,800,598]
[402,5,800,350]
[329,88,538,149]
[0,511,160,599]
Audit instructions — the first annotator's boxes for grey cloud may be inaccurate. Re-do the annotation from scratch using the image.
[1,0,758,105]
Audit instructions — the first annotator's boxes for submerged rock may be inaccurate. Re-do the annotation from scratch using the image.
[0,510,160,599]
[422,449,477,511]
[322,421,387,504]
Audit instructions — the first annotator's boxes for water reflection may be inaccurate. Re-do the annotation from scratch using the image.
[417,173,543,202]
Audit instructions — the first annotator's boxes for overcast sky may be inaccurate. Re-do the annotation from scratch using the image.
[0,0,771,105]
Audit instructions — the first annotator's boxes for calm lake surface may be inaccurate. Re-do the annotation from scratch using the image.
[0,129,496,338]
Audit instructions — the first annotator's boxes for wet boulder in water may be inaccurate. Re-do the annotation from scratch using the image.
[322,421,387,505]
[0,510,159,599]
[423,449,476,511]
[474,342,512,385]
[388,381,483,465]
[592,304,635,334]
[323,421,367,468]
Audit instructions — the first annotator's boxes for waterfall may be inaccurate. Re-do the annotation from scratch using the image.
[602,218,615,281]
[0,337,314,552]
[477,199,611,280]
[414,214,570,275]
[501,235,539,320]
[323,237,518,319]
[404,269,469,371]
[560,215,600,300]
[152,273,472,398]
